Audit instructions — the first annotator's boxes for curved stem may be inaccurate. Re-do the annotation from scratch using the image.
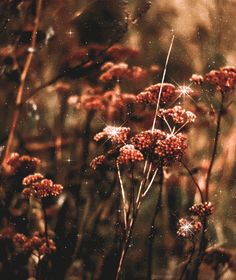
[181,161,204,203]
[205,92,225,201]
[179,241,196,280]
[146,167,163,280]
[1,0,43,169]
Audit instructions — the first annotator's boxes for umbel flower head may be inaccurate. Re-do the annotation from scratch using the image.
[117,144,144,165]
[136,83,176,105]
[177,218,202,239]
[159,106,196,124]
[22,173,63,199]
[205,66,236,92]
[154,133,187,166]
[94,126,130,144]
[90,155,106,170]
[7,153,41,175]
[13,232,56,256]
[131,129,166,151]
[189,202,214,217]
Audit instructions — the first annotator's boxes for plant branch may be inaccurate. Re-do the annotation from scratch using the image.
[1,0,43,169]
[205,91,225,201]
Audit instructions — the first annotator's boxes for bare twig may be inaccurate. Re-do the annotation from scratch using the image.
[1,0,43,169]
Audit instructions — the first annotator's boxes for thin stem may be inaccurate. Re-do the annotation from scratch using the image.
[117,162,127,230]
[146,167,163,280]
[205,92,225,201]
[179,241,196,280]
[1,0,43,168]
[181,161,204,203]
[142,168,158,197]
[42,201,49,245]
[151,35,175,132]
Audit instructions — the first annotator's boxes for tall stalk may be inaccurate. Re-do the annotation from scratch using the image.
[146,167,163,280]
[1,0,43,170]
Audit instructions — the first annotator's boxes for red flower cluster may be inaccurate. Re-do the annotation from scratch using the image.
[69,86,136,113]
[189,202,214,217]
[136,83,176,105]
[205,66,236,92]
[190,74,204,85]
[131,129,166,151]
[94,126,130,144]
[99,62,148,82]
[117,144,144,165]
[7,153,41,175]
[159,106,196,124]
[154,133,187,165]
[177,218,202,239]
[22,173,63,199]
[90,155,106,170]
[13,232,56,256]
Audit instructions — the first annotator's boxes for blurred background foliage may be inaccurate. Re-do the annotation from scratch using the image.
[0,0,236,279]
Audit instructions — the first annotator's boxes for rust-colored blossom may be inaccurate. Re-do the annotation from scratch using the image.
[177,218,202,239]
[90,155,106,170]
[106,45,139,60]
[136,83,176,105]
[205,66,236,92]
[94,126,130,144]
[159,106,196,124]
[22,173,63,199]
[7,153,41,175]
[117,144,144,165]
[154,133,187,165]
[189,202,214,217]
[131,129,166,151]
[190,74,204,85]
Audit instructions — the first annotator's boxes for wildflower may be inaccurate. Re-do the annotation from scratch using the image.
[131,129,166,151]
[205,66,236,92]
[117,144,144,165]
[177,218,202,239]
[99,62,130,82]
[189,202,214,217]
[38,239,56,255]
[94,126,130,144]
[7,153,41,175]
[23,173,44,186]
[154,133,187,165]
[106,45,139,60]
[190,74,204,85]
[22,173,63,199]
[90,155,106,170]
[136,83,176,105]
[159,106,196,124]
[13,233,27,246]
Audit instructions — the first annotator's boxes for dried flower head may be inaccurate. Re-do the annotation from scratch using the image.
[94,126,130,144]
[90,155,106,170]
[136,83,176,105]
[159,106,196,124]
[117,144,144,165]
[154,133,187,165]
[190,74,204,85]
[131,129,166,151]
[7,153,41,175]
[100,62,130,82]
[22,173,63,199]
[205,66,236,92]
[13,233,27,246]
[177,218,202,239]
[106,45,139,60]
[189,202,214,217]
